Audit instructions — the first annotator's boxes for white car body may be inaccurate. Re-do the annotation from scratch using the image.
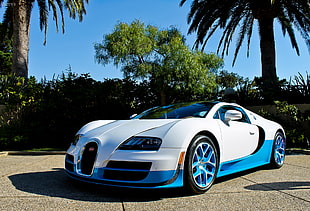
[65,101,286,193]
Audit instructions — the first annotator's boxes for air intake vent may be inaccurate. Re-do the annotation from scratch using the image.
[104,161,152,181]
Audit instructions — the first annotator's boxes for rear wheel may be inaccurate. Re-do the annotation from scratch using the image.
[270,132,286,168]
[184,135,219,194]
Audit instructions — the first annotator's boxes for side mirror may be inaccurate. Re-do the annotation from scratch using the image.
[224,110,242,122]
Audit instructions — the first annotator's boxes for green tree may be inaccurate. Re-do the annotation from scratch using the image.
[0,0,89,78]
[95,20,223,105]
[180,0,310,87]
[216,70,243,91]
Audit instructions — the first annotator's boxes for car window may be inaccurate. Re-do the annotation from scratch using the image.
[213,105,251,124]
[134,102,216,119]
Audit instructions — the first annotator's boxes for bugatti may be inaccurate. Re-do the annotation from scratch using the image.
[65,101,286,194]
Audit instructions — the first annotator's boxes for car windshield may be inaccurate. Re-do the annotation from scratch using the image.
[133,102,216,119]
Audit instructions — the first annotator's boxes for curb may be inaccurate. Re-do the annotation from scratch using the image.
[0,152,8,157]
[286,149,310,155]
[2,151,66,156]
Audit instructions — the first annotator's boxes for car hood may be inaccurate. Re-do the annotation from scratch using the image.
[79,119,181,146]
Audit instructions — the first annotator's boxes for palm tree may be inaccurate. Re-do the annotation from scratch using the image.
[180,0,310,86]
[0,0,89,78]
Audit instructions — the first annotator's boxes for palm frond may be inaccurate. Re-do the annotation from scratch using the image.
[217,2,249,58]
[246,16,254,58]
[47,0,60,33]
[293,72,310,97]
[2,0,13,28]
[233,11,254,66]
[284,0,310,54]
[181,0,310,65]
[63,0,88,22]
[54,0,65,33]
[279,0,310,54]
[37,0,48,45]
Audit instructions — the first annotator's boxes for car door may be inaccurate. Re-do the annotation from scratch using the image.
[214,105,259,162]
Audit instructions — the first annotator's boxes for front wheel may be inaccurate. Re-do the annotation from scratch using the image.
[270,132,286,168]
[184,135,219,194]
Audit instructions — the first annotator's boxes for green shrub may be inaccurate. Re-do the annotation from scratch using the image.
[0,72,158,150]
[258,101,309,148]
[1,71,310,150]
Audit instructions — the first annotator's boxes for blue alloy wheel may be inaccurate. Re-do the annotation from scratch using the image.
[270,132,286,168]
[184,135,218,194]
[192,142,217,187]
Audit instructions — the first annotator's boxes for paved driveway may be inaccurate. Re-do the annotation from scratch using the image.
[0,154,309,210]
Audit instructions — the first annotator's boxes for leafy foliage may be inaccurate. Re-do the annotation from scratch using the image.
[288,72,310,103]
[0,72,151,150]
[216,71,310,105]
[258,101,310,148]
[95,20,223,105]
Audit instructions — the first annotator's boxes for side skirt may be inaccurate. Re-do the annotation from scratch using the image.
[217,139,273,178]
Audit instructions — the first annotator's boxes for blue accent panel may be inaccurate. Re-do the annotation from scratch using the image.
[65,168,184,189]
[217,139,273,177]
[142,170,175,183]
[156,170,184,188]
[100,169,176,183]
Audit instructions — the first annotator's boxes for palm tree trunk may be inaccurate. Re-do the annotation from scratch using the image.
[258,17,277,83]
[12,0,33,78]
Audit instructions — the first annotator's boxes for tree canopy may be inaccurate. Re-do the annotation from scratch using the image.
[95,20,223,105]
[180,0,310,85]
[0,0,89,78]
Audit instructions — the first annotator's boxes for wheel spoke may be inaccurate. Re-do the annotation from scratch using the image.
[193,169,201,178]
[201,166,214,183]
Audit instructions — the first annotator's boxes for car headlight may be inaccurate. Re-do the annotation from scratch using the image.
[72,134,82,145]
[118,137,162,150]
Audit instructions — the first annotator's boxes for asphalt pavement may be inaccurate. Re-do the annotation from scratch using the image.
[0,153,309,210]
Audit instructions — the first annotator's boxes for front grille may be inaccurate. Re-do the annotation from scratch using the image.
[104,161,152,181]
[80,142,98,175]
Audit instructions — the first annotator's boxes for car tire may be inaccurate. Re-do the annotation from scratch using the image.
[184,135,219,194]
[270,131,286,169]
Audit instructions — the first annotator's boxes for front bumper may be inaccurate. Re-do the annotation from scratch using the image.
[65,145,185,189]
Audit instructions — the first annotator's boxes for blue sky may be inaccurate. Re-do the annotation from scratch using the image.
[27,0,309,81]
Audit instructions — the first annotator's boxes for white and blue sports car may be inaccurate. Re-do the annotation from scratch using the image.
[65,101,286,194]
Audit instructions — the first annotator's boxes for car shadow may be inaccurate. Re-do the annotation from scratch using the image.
[214,164,310,192]
[244,181,310,191]
[8,168,187,202]
[215,164,268,184]
[10,165,297,202]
